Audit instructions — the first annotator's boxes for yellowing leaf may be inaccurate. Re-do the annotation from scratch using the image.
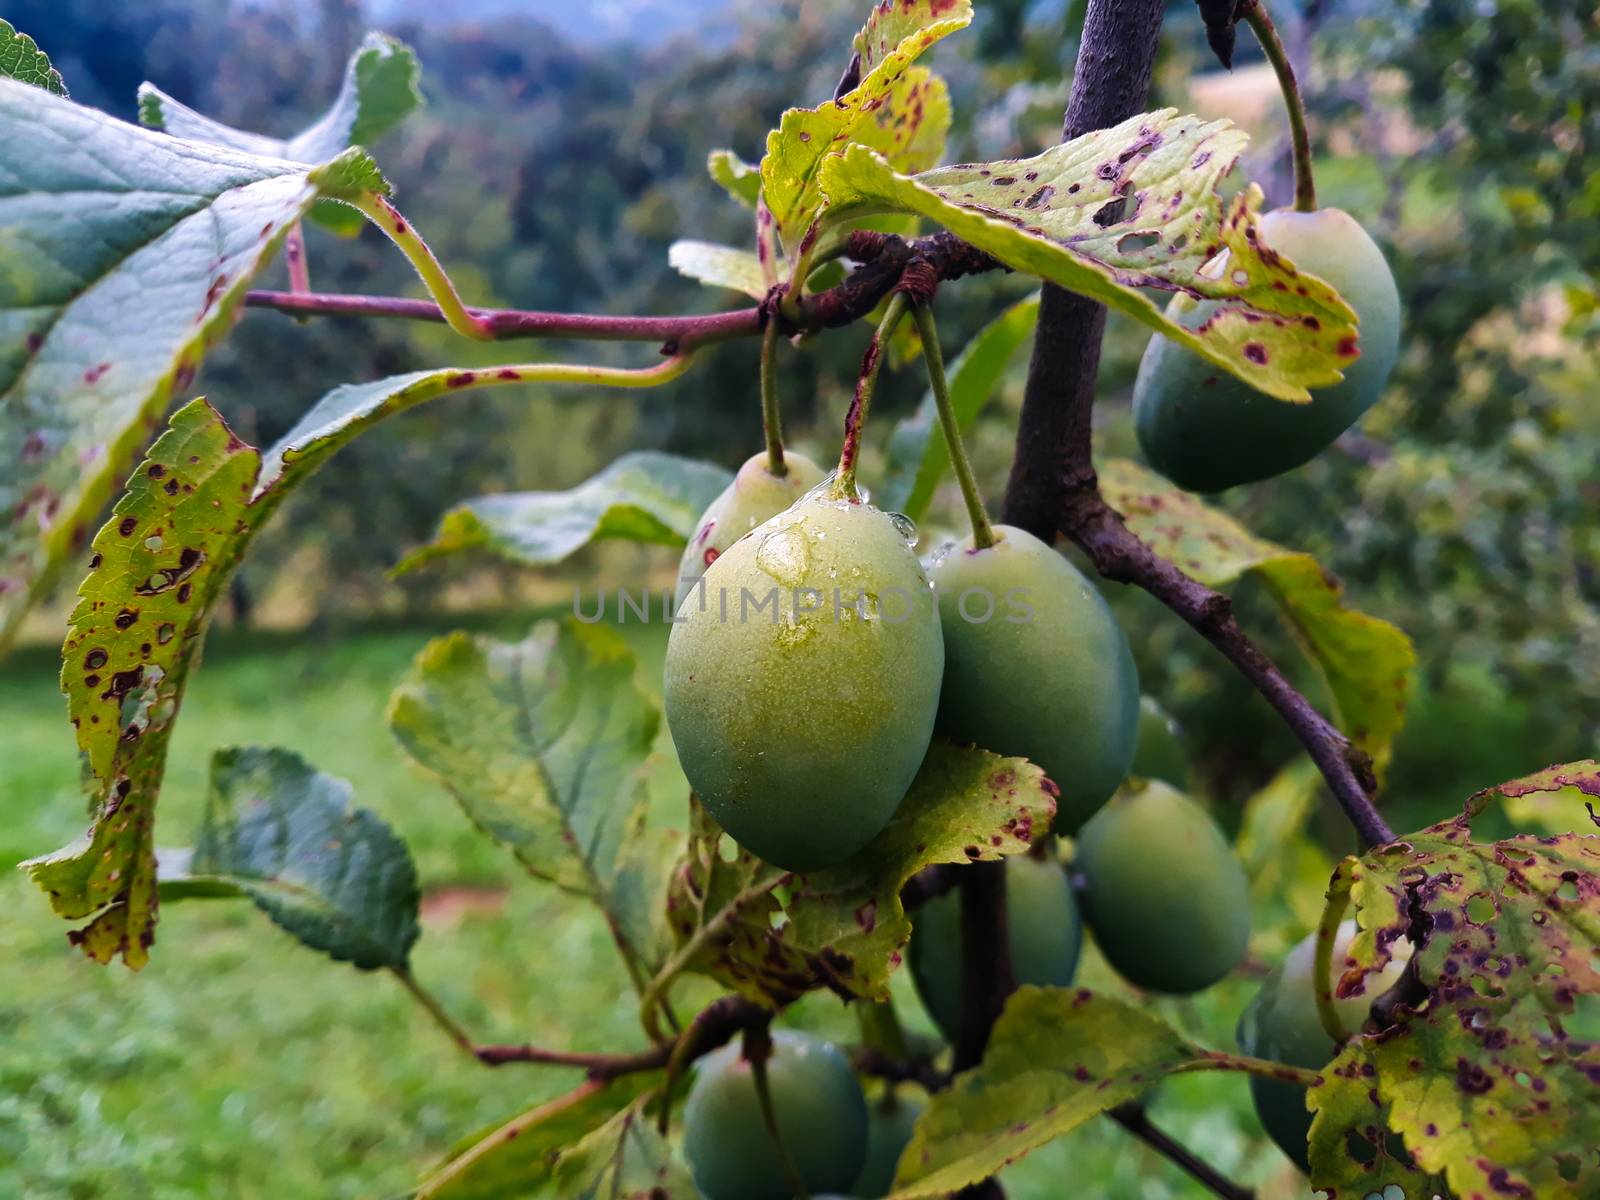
[707,148,761,208]
[852,66,952,176]
[820,110,1361,400]
[1101,458,1414,773]
[1308,766,1600,1198]
[760,0,972,251]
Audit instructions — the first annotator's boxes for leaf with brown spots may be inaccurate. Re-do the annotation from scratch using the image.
[1483,759,1600,836]
[550,1093,695,1198]
[759,0,972,251]
[656,742,1054,1010]
[1100,458,1415,775]
[1307,769,1600,1198]
[0,79,388,650]
[890,986,1299,1197]
[819,108,1360,401]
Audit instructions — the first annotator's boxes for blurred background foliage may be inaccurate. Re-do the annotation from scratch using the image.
[1,1,1594,1192]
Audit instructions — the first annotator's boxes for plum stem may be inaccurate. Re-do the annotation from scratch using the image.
[1242,0,1318,212]
[747,1025,810,1199]
[389,966,475,1057]
[912,299,997,548]
[834,292,910,500]
[1109,1104,1256,1200]
[283,220,310,294]
[760,315,787,475]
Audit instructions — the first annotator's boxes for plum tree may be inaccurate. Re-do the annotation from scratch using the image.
[1236,921,1412,1171]
[675,449,827,607]
[1131,695,1189,789]
[1133,207,1401,492]
[683,1030,869,1200]
[663,494,944,870]
[910,854,1083,1041]
[928,524,1139,832]
[854,1090,924,1197]
[1075,780,1250,994]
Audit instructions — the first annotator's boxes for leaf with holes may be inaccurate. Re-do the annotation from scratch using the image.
[660,743,1054,1009]
[0,19,66,94]
[24,366,555,964]
[707,148,761,208]
[0,79,388,649]
[1100,458,1414,773]
[1306,767,1600,1198]
[387,621,672,982]
[158,746,419,969]
[416,1077,656,1200]
[1485,759,1600,836]
[760,0,972,251]
[880,293,1039,518]
[139,32,420,235]
[667,240,769,299]
[891,986,1282,1196]
[820,109,1361,401]
[396,451,732,575]
[551,1095,695,1198]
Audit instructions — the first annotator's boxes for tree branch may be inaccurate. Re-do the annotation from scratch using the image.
[243,231,998,353]
[473,993,770,1081]
[1110,1104,1255,1200]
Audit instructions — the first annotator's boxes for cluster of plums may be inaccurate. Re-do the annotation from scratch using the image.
[666,205,1403,1194]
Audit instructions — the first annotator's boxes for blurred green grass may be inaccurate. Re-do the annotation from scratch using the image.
[1,618,1318,1199]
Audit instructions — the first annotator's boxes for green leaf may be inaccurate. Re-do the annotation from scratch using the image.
[707,148,761,209]
[417,1077,656,1200]
[1100,458,1415,773]
[138,32,420,236]
[661,742,1055,1008]
[879,293,1039,518]
[0,19,66,95]
[24,368,520,964]
[760,0,972,251]
[667,240,769,299]
[891,987,1214,1197]
[551,1096,696,1198]
[158,747,419,970]
[387,621,672,979]
[819,110,1361,401]
[1307,767,1600,1198]
[0,79,387,650]
[397,451,732,575]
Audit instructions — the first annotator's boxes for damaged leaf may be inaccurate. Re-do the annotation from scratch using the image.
[1307,762,1600,1197]
[388,621,674,982]
[551,1095,696,1198]
[0,79,388,649]
[396,451,731,574]
[659,742,1054,1009]
[891,986,1292,1196]
[1101,458,1415,774]
[760,0,972,251]
[158,747,420,970]
[820,109,1360,401]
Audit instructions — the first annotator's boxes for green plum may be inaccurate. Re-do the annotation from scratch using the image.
[1237,921,1411,1172]
[910,854,1083,1042]
[1076,780,1249,994]
[1132,695,1189,789]
[928,524,1139,832]
[854,1091,923,1197]
[676,449,828,607]
[683,1031,869,1200]
[1133,206,1402,492]
[664,494,944,871]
